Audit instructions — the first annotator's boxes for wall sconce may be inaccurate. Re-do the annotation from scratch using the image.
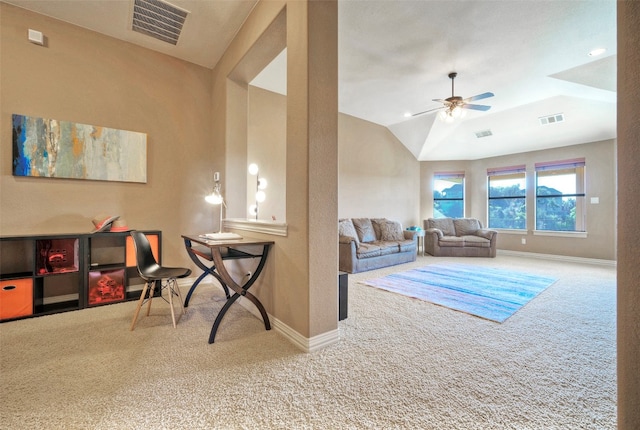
[248,163,267,220]
[205,171,226,234]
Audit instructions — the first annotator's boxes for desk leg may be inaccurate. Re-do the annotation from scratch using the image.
[183,238,230,307]
[208,244,272,343]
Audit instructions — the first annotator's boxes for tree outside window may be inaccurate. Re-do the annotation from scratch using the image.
[535,159,586,232]
[433,172,464,218]
[488,165,526,229]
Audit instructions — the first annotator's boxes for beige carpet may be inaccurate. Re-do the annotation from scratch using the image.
[0,254,616,429]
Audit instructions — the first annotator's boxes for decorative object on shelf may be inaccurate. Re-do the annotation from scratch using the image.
[248,163,267,220]
[36,238,79,275]
[91,215,120,233]
[88,269,125,305]
[12,114,147,183]
[110,219,131,232]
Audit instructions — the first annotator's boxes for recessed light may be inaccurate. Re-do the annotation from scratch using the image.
[404,112,412,118]
[588,48,606,57]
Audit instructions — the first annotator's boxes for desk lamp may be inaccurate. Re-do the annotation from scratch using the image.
[205,172,227,237]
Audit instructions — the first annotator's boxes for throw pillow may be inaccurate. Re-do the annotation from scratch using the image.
[380,220,405,241]
[428,218,456,236]
[352,218,377,243]
[338,219,360,247]
[370,218,387,239]
[453,218,481,236]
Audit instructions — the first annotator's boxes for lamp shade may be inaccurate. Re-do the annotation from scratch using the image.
[205,193,223,205]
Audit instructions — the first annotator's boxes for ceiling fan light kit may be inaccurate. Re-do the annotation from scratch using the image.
[413,72,494,122]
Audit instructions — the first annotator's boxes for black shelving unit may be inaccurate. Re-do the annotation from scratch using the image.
[0,230,161,322]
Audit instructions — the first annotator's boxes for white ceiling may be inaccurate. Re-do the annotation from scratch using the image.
[5,0,617,161]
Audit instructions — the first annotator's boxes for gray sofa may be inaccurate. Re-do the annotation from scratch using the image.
[423,217,497,257]
[339,218,417,273]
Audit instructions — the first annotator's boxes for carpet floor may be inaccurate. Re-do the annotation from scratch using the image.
[0,254,616,429]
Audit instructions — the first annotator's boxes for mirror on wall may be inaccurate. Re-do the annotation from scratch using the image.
[247,48,287,222]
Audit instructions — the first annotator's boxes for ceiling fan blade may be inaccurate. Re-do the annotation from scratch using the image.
[464,92,494,102]
[463,103,492,111]
[412,106,444,117]
[432,98,446,103]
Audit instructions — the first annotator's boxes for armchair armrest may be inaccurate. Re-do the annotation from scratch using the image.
[403,230,417,240]
[339,235,358,245]
[425,228,444,240]
[475,229,497,241]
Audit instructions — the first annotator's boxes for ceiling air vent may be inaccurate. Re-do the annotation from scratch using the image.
[475,129,493,139]
[132,0,189,45]
[539,113,565,126]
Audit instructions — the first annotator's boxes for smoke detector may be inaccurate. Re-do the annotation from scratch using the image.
[132,0,189,45]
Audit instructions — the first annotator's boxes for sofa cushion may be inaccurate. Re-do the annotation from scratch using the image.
[462,235,491,248]
[374,241,400,256]
[339,219,359,247]
[352,218,377,243]
[453,218,482,236]
[438,236,465,247]
[379,220,404,241]
[428,218,456,236]
[397,239,416,252]
[356,242,381,258]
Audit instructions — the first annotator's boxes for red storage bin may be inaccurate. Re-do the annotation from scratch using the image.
[0,278,33,319]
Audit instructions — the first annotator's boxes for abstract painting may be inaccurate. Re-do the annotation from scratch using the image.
[12,114,147,183]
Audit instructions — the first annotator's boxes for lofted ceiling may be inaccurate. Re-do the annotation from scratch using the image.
[4,0,617,161]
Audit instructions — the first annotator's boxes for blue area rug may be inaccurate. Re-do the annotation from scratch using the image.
[361,263,557,322]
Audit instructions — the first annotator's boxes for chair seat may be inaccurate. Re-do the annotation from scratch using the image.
[141,266,191,281]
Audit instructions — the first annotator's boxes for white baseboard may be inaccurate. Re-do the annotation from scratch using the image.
[176,278,340,352]
[497,249,617,267]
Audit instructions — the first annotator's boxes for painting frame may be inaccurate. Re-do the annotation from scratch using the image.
[12,114,147,183]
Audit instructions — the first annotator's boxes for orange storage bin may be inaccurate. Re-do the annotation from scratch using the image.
[0,278,33,319]
[126,234,159,267]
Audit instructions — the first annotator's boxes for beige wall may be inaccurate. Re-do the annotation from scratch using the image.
[421,139,616,260]
[338,114,421,228]
[209,1,339,340]
[0,3,213,267]
[617,2,640,428]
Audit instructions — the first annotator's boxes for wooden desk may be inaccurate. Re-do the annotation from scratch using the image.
[182,235,274,343]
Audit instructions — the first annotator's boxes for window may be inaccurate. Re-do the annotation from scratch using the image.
[488,165,526,229]
[535,159,586,232]
[433,172,464,218]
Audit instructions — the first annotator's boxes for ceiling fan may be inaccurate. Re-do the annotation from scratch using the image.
[412,72,494,120]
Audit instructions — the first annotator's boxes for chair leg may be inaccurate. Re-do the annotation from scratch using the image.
[130,281,150,331]
[146,281,156,316]
[174,279,186,315]
[168,278,177,329]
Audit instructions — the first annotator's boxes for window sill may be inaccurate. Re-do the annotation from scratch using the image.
[491,228,527,234]
[533,230,588,239]
[223,218,288,237]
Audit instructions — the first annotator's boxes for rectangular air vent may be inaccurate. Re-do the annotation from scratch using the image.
[539,113,565,126]
[132,0,189,45]
[474,129,493,139]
